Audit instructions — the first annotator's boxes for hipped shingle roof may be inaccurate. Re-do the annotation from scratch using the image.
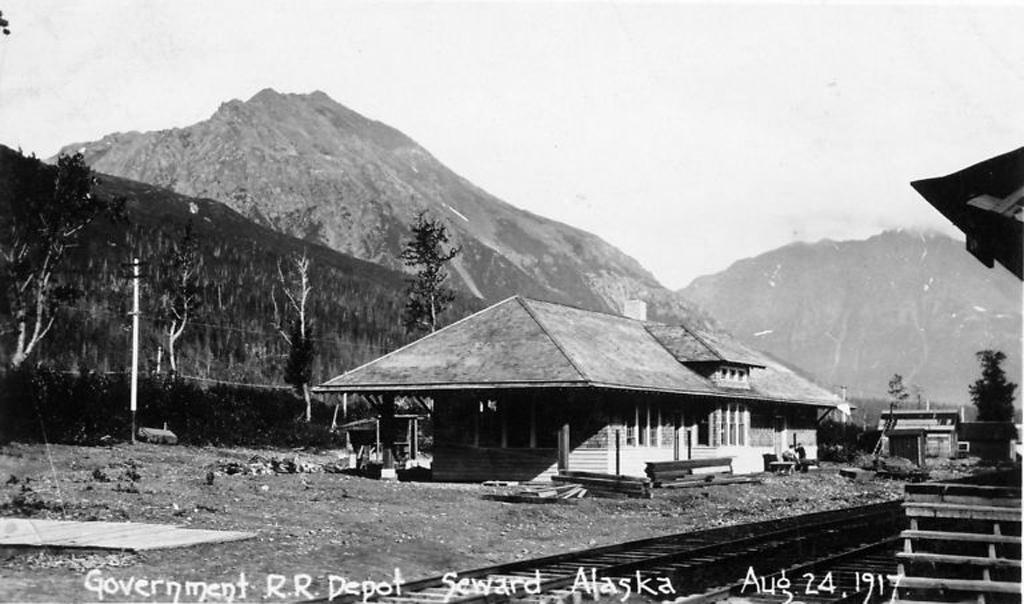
[315,297,839,407]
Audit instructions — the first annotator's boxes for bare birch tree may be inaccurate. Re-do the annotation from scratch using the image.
[154,220,201,374]
[273,251,316,421]
[2,151,123,367]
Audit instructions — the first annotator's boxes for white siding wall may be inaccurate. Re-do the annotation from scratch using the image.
[594,443,819,477]
[568,448,609,474]
[608,447,675,477]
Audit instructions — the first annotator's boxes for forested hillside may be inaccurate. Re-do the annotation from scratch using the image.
[0,146,482,386]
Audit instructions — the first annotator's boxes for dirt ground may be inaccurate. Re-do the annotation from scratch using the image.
[0,442,911,603]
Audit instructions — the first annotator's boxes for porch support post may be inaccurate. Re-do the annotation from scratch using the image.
[410,417,418,461]
[673,413,681,461]
[558,422,570,472]
[473,397,480,447]
[500,400,508,448]
[529,398,537,448]
[615,429,621,475]
[380,394,397,480]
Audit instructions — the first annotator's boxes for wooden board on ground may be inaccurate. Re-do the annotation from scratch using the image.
[0,517,255,551]
[659,475,762,489]
[559,470,649,483]
[481,494,580,505]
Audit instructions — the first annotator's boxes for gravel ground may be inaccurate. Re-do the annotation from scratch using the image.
[0,442,910,603]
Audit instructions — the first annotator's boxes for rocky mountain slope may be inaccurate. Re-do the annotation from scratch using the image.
[680,230,1022,404]
[58,88,707,324]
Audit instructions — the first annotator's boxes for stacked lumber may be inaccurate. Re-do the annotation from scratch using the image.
[896,472,1021,604]
[520,483,587,499]
[552,471,652,499]
[482,482,586,504]
[644,458,758,488]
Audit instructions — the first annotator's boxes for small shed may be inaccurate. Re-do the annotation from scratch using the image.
[335,414,425,468]
[887,430,926,466]
[957,422,1019,461]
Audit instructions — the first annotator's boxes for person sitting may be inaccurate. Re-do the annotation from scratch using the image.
[794,442,808,472]
[781,446,798,463]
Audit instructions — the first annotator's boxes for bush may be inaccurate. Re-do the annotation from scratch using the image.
[0,366,344,448]
[817,419,869,462]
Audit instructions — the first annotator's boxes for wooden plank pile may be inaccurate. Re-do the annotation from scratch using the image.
[552,471,652,499]
[896,472,1021,603]
[482,482,586,504]
[644,458,760,489]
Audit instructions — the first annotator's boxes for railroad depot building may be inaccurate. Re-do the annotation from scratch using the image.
[315,296,841,481]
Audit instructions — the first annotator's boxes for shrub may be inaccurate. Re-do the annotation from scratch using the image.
[0,366,344,448]
[817,419,869,462]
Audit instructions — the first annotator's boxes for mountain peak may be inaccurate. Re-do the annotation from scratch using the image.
[245,88,337,109]
[55,89,681,322]
[249,87,284,103]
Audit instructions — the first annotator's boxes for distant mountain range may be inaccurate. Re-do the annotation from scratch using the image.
[680,230,1022,405]
[57,88,710,325]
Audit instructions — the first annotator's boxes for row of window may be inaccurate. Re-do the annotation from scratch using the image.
[444,399,751,449]
[617,403,748,448]
[620,404,669,446]
[716,367,749,382]
[693,403,747,447]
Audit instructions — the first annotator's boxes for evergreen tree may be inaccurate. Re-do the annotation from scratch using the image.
[969,350,1017,421]
[887,374,909,408]
[283,319,315,405]
[400,210,461,333]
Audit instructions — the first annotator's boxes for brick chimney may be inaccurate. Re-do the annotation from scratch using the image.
[623,299,647,321]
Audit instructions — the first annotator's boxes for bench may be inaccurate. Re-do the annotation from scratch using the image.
[764,453,818,474]
[769,461,797,474]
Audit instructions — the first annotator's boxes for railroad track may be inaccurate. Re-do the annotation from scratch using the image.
[714,538,900,604]
[308,501,903,604]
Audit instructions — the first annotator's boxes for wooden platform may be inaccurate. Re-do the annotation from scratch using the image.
[0,517,255,551]
[897,471,1022,604]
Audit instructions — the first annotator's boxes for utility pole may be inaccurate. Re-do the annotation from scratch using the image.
[130,257,141,444]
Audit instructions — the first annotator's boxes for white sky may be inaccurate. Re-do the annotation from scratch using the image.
[1,1,1022,288]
